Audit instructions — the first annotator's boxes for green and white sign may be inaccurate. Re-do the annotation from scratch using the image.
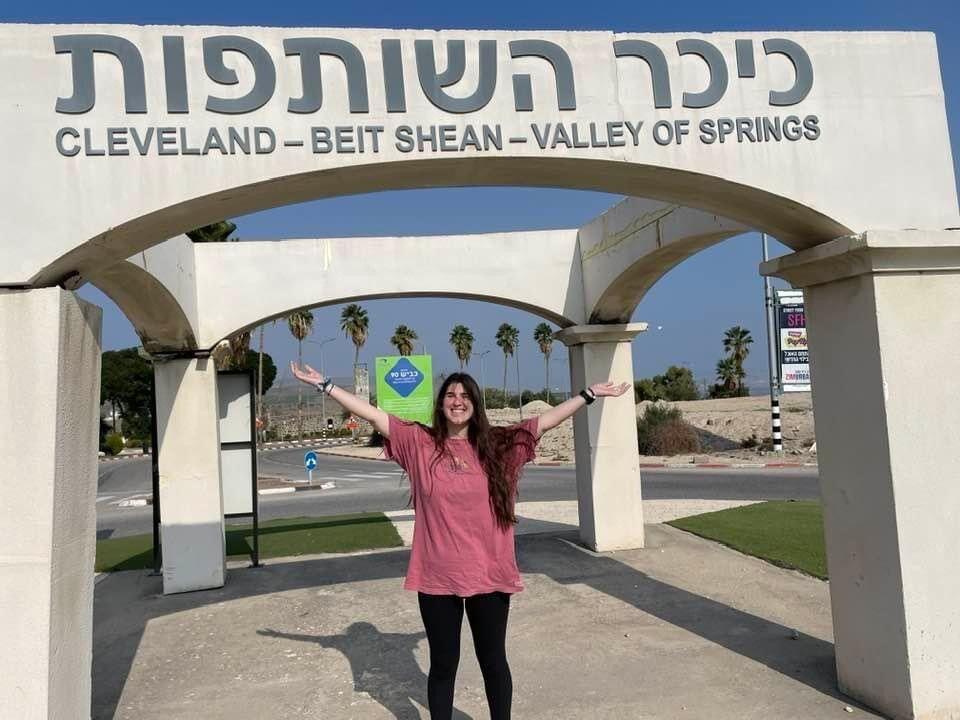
[375,355,434,424]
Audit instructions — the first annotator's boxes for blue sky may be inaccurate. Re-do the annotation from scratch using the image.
[13,0,957,394]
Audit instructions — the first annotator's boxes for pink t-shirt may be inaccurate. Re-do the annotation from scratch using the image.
[384,415,540,597]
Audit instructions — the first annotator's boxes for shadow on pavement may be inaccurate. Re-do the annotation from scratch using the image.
[94,528,859,718]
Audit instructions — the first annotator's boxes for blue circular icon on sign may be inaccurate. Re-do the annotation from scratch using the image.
[304,451,318,471]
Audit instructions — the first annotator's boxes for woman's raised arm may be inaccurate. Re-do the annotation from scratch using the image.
[536,381,631,436]
[290,362,391,437]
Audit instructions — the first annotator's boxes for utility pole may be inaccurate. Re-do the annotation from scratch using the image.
[256,324,265,446]
[762,234,783,453]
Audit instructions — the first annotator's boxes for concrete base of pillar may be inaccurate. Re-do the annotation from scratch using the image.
[154,357,226,594]
[557,324,646,552]
[0,288,102,719]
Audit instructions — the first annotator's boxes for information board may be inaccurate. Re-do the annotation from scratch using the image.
[375,355,434,424]
[776,290,811,393]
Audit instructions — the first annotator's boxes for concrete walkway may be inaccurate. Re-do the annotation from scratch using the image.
[93,521,881,719]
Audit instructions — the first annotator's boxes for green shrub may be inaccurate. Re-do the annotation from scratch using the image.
[104,432,125,456]
[637,404,700,456]
[125,438,143,449]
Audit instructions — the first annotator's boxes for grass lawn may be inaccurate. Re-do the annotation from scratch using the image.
[96,513,403,572]
[668,501,827,579]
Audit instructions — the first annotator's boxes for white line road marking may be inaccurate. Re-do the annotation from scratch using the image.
[96,495,116,504]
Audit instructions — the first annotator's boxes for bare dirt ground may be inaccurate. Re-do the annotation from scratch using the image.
[484,393,815,464]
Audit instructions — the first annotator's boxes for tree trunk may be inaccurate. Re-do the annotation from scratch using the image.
[516,345,522,421]
[297,339,304,441]
[545,352,551,405]
[502,355,508,408]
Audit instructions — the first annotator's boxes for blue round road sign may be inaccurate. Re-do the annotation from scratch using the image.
[304,451,318,471]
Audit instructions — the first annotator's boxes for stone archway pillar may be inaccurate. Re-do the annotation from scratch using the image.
[153,355,226,594]
[555,323,646,552]
[0,288,101,719]
[762,230,960,720]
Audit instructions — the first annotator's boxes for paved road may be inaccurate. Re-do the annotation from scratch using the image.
[96,449,820,539]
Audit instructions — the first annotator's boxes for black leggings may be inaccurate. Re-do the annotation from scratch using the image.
[418,591,512,719]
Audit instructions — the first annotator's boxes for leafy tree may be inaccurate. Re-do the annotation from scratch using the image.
[495,323,519,407]
[233,349,277,394]
[100,348,153,442]
[449,325,474,369]
[340,303,369,366]
[723,326,753,393]
[634,377,666,402]
[287,310,314,440]
[634,365,699,402]
[533,323,554,404]
[658,365,699,401]
[390,324,418,356]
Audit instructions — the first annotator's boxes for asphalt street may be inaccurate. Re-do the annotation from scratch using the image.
[96,448,820,539]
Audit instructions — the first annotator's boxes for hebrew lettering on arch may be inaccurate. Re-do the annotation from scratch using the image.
[203,36,276,114]
[509,40,576,111]
[612,40,672,109]
[676,39,728,109]
[414,39,497,114]
[284,38,369,114]
[763,39,813,106]
[54,34,147,114]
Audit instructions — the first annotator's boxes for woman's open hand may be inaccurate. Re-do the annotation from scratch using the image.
[290,361,324,388]
[589,381,631,398]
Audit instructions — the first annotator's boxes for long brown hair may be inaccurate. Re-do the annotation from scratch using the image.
[427,373,533,530]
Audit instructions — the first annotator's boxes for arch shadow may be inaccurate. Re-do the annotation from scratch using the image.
[92,526,872,718]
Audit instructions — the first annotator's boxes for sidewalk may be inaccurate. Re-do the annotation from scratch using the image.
[92,518,877,719]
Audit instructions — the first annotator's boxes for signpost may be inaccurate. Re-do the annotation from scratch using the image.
[304,450,318,485]
[375,355,434,424]
[776,289,811,393]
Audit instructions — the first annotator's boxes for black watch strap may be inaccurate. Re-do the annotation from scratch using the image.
[579,389,596,405]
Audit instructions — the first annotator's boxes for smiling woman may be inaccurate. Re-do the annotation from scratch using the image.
[290,360,628,718]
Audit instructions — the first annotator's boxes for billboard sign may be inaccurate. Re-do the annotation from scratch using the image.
[375,355,434,424]
[776,290,811,393]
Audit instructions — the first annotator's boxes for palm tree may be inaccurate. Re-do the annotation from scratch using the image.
[495,323,519,408]
[723,326,754,393]
[340,304,369,367]
[715,357,738,394]
[287,310,314,440]
[533,323,554,404]
[186,220,237,243]
[449,325,475,369]
[390,325,418,356]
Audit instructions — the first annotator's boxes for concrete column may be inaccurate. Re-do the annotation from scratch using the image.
[154,356,225,594]
[555,323,646,551]
[0,288,102,720]
[762,230,960,720]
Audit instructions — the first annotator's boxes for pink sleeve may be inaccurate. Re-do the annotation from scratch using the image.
[505,417,541,475]
[383,415,424,473]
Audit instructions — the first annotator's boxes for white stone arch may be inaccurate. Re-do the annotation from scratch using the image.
[2,22,960,720]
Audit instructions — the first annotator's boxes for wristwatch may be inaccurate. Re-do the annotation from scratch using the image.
[316,378,334,395]
[579,388,596,405]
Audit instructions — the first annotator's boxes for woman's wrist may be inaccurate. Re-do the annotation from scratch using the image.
[316,378,334,395]
[578,388,597,405]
